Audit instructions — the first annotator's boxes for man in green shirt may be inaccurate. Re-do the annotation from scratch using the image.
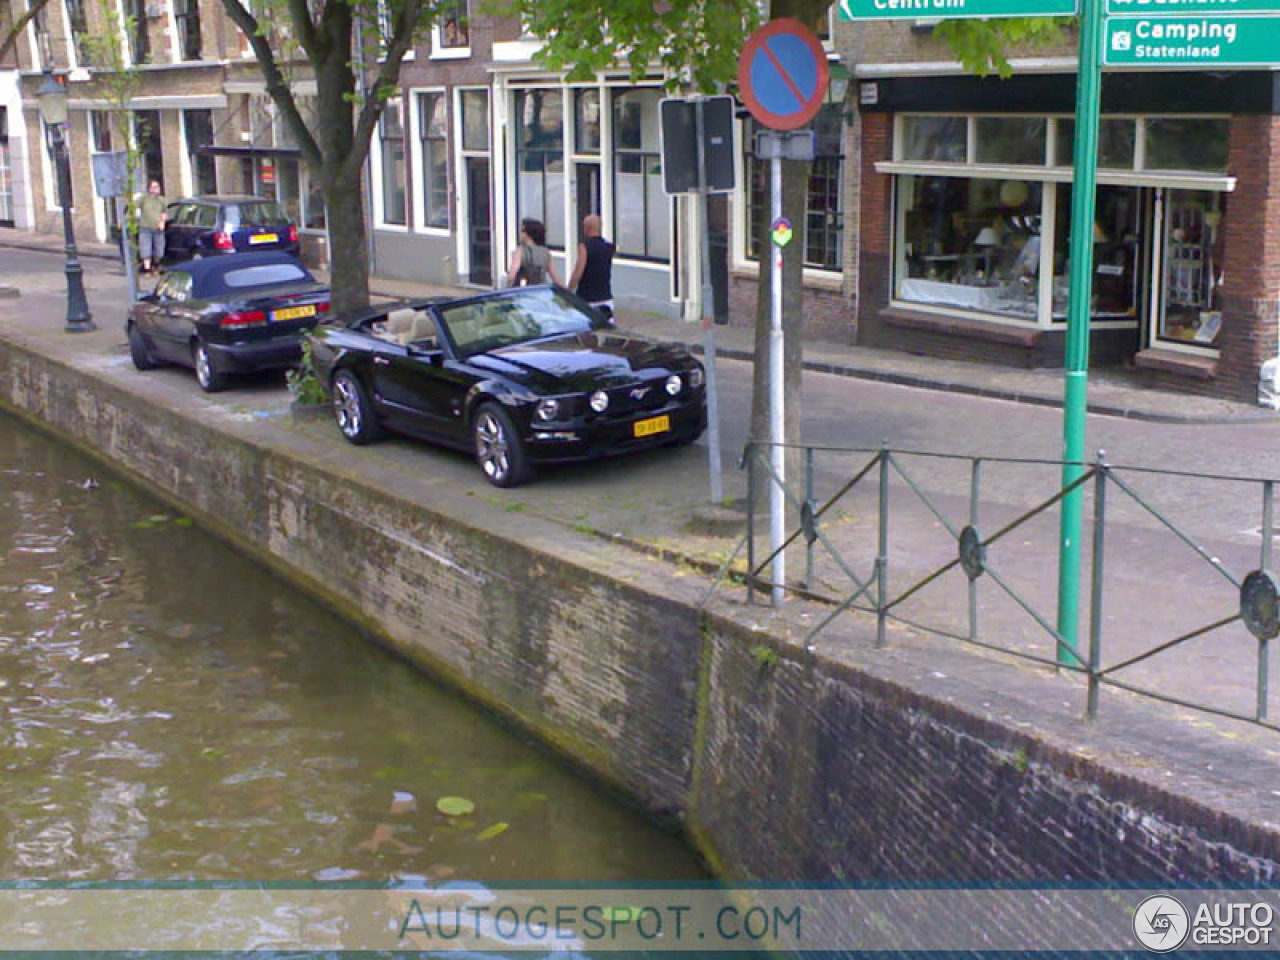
[137,180,168,274]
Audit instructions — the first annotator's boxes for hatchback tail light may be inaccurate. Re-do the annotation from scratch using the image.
[287,225,298,244]
[212,231,234,250]
[315,301,330,315]
[221,309,266,328]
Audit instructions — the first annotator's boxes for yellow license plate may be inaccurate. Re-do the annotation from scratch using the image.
[249,233,279,244]
[273,304,316,321]
[633,415,670,438]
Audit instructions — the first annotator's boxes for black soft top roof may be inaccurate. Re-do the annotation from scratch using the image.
[166,251,317,298]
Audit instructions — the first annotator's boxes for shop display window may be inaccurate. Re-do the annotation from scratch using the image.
[1158,190,1225,347]
[1051,185,1143,322]
[895,175,1043,322]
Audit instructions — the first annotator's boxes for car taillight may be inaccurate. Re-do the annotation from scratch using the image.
[315,301,330,315]
[287,225,298,244]
[213,231,233,250]
[221,309,266,328]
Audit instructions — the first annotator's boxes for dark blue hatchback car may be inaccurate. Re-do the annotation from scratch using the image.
[163,195,301,262]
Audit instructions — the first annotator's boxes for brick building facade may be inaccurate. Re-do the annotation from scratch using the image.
[842,20,1280,402]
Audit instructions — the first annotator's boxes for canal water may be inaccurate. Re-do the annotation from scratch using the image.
[0,411,706,889]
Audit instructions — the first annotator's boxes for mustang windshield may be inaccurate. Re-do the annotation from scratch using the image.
[440,288,605,357]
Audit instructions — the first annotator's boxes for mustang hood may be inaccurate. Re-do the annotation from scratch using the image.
[467,332,693,392]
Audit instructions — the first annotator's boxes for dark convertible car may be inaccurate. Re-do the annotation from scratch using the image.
[310,286,707,487]
[127,251,330,393]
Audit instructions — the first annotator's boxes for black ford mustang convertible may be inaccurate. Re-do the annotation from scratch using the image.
[309,286,707,487]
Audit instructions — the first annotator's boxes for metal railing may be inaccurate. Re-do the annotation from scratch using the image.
[702,441,1280,732]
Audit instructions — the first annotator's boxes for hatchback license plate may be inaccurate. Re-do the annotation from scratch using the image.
[249,233,279,245]
[273,304,316,321]
[633,415,670,438]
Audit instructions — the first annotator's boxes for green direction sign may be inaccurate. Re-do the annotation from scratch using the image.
[1105,14,1280,64]
[1107,0,1280,14]
[838,0,1075,19]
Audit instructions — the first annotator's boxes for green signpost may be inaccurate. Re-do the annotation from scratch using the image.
[1105,14,1280,64]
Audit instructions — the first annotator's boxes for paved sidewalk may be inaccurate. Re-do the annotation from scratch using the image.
[4,229,1273,425]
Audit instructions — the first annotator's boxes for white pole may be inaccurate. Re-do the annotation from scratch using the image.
[694,99,724,505]
[769,150,785,606]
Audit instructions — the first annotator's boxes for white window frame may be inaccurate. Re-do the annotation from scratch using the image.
[408,86,451,237]
[62,0,86,69]
[88,110,115,241]
[429,0,470,59]
[453,84,491,280]
[39,117,74,212]
[370,96,409,232]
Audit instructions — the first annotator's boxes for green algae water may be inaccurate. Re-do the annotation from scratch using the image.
[0,411,705,891]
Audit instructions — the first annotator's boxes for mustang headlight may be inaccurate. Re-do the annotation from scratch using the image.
[589,390,609,413]
[690,366,705,389]
[535,398,560,422]
[665,374,682,396]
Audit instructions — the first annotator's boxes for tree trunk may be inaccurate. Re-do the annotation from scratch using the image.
[325,171,370,315]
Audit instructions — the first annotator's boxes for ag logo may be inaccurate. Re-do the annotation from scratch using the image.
[1133,895,1190,952]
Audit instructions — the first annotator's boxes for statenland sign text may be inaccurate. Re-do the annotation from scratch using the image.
[1105,14,1280,64]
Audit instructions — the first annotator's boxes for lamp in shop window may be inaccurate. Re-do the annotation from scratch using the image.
[36,69,95,333]
[1092,222,1108,244]
[974,226,1000,248]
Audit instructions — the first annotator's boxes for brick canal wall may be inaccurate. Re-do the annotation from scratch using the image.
[2,336,1279,884]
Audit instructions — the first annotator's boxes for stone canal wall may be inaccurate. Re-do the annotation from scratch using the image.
[2,334,1279,884]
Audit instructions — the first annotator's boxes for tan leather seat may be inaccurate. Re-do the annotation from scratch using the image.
[382,308,419,344]
[402,311,437,347]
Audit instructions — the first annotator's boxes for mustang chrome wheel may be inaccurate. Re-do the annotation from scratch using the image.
[475,409,509,482]
[330,370,385,445]
[473,403,529,488]
[334,375,362,438]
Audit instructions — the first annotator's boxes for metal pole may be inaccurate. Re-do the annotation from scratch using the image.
[1260,480,1273,721]
[769,151,786,607]
[117,194,138,304]
[876,445,889,647]
[1087,451,1108,719]
[1056,0,1104,663]
[53,126,95,333]
[969,458,981,644]
[694,99,724,505]
[746,442,756,605]
[805,445,815,589]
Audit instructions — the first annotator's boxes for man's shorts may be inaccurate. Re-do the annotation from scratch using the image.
[139,228,165,261]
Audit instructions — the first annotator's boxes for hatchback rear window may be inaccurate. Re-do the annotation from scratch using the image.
[225,202,290,227]
[221,263,311,289]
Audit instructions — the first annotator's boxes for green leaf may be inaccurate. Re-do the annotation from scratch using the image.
[436,796,476,817]
[475,821,509,841]
[174,517,194,527]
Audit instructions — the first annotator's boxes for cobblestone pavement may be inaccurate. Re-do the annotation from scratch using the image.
[6,239,1280,732]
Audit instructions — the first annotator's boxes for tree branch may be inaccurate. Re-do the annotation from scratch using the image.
[283,0,322,60]
[0,0,52,65]
[219,0,323,171]
[338,0,423,184]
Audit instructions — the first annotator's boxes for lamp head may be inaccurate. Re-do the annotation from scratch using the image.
[36,70,68,127]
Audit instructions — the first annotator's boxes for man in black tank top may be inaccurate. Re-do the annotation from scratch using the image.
[569,214,615,323]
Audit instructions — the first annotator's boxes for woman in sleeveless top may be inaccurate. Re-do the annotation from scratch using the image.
[505,218,562,288]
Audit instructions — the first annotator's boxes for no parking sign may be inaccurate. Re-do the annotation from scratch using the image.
[736,19,830,131]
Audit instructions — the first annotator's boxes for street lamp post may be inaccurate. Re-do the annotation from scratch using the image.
[36,70,95,334]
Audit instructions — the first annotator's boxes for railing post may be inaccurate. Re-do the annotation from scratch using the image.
[746,442,756,606]
[1087,450,1107,719]
[1259,480,1273,721]
[969,458,981,644]
[805,446,815,590]
[877,443,890,648]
